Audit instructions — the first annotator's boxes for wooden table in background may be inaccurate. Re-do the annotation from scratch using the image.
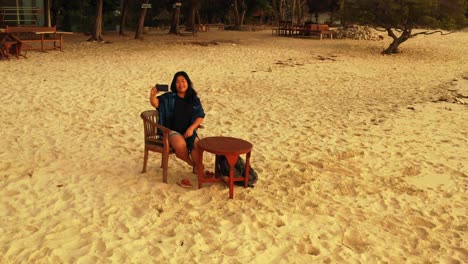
[0,32,23,60]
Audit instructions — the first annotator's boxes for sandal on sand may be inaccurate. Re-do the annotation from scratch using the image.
[204,171,215,179]
[193,169,215,178]
[178,178,192,188]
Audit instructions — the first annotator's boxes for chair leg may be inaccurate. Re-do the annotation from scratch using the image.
[162,154,169,183]
[4,43,11,60]
[142,149,148,173]
[13,43,19,58]
[60,35,64,51]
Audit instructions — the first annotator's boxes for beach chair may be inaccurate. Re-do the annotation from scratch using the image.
[141,110,174,183]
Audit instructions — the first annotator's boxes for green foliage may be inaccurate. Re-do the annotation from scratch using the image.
[437,0,467,29]
[199,1,232,23]
[338,0,467,54]
[58,2,93,31]
[341,0,467,30]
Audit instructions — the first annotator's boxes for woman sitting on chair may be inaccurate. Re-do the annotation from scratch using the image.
[149,71,205,173]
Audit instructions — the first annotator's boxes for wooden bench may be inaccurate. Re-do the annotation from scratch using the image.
[297,24,334,39]
[1,40,22,59]
[272,21,295,37]
[178,23,225,35]
[5,26,73,52]
[205,24,225,31]
[178,25,198,36]
[0,31,23,59]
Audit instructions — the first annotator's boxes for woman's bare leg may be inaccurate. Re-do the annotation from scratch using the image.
[190,137,201,173]
[169,134,193,167]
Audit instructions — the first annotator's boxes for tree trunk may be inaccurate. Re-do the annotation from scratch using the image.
[186,0,197,35]
[271,0,278,22]
[169,1,181,35]
[233,0,241,29]
[272,0,284,21]
[339,0,347,26]
[239,0,247,27]
[280,0,286,21]
[297,0,305,25]
[383,28,411,54]
[119,0,130,36]
[135,0,149,39]
[50,0,60,27]
[292,0,296,25]
[44,0,51,26]
[88,0,104,42]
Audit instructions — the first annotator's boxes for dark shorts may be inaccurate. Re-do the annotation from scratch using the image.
[169,130,198,153]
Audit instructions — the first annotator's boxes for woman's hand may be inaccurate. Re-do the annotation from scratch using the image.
[184,128,194,138]
[150,86,158,97]
[184,118,203,138]
[149,86,159,108]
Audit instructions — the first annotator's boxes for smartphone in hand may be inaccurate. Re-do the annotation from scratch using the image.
[156,84,169,91]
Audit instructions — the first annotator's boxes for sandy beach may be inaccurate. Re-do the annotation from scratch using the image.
[0,28,467,263]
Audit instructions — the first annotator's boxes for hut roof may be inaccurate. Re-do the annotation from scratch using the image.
[152,9,171,21]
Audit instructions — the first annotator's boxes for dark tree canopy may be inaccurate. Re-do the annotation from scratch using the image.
[340,0,468,54]
[49,0,467,52]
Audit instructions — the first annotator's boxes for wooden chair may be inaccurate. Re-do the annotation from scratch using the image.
[141,110,174,183]
[0,32,23,59]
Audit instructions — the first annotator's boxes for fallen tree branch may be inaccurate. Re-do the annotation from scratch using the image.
[410,30,454,37]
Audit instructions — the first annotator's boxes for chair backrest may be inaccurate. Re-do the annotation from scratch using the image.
[279,20,292,29]
[141,110,159,139]
[318,24,329,31]
[310,24,319,31]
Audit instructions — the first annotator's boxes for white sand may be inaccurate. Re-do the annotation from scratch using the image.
[1,29,467,263]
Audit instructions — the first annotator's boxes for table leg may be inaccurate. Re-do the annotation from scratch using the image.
[60,34,63,51]
[13,42,19,58]
[244,151,251,188]
[214,155,220,177]
[16,42,26,58]
[197,149,204,189]
[42,35,45,52]
[3,43,10,59]
[224,154,239,199]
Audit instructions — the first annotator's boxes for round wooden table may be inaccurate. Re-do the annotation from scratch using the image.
[197,136,253,199]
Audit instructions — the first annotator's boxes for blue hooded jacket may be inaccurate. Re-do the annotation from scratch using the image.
[156,92,205,151]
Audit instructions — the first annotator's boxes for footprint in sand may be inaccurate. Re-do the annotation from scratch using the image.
[409,216,436,229]
[275,218,285,228]
[296,243,321,255]
[342,228,369,254]
[61,189,74,201]
[413,227,429,240]
[130,205,145,218]
[295,236,321,256]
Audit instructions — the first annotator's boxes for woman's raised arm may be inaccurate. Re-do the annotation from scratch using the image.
[149,86,159,108]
